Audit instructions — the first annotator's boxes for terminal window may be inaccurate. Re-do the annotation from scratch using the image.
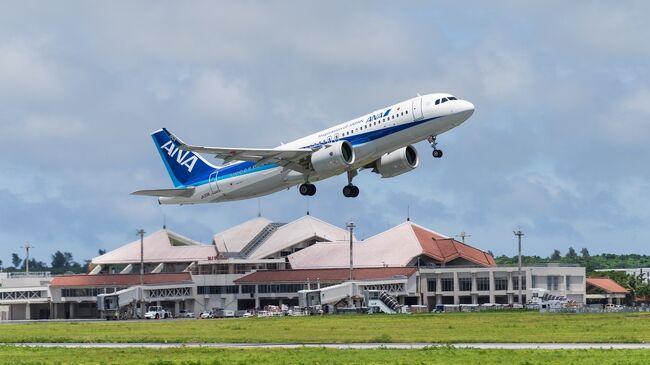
[512,276,526,290]
[547,276,561,291]
[494,277,508,291]
[441,278,454,292]
[427,279,436,292]
[477,277,490,291]
[459,277,472,291]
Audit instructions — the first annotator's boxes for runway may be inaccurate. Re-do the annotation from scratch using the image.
[8,343,650,350]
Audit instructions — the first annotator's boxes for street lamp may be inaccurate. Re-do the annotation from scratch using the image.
[21,243,34,274]
[137,229,145,317]
[346,222,355,281]
[513,230,524,306]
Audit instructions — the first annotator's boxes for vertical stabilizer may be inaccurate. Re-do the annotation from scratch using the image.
[151,129,217,187]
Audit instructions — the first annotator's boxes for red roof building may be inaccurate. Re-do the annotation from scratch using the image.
[288,221,495,269]
[50,273,192,287]
[586,277,629,294]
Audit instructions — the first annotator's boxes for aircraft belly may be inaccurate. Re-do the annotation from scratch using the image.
[217,167,289,201]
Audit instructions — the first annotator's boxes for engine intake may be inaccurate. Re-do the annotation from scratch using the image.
[311,140,355,176]
[373,145,419,178]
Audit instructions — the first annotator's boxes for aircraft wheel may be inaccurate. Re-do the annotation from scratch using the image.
[300,183,316,196]
[432,149,443,158]
[343,185,359,198]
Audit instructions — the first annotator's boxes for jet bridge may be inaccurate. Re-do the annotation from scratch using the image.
[298,277,409,314]
[97,283,194,319]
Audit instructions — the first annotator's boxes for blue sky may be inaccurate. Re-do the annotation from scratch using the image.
[1,1,649,266]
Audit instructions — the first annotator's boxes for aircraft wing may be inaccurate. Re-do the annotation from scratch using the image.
[163,128,313,172]
[131,187,195,198]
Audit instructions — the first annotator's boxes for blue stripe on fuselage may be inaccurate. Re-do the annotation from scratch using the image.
[182,115,442,187]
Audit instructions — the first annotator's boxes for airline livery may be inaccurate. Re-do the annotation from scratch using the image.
[132,93,474,204]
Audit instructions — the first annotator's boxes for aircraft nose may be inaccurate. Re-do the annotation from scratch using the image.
[458,100,475,119]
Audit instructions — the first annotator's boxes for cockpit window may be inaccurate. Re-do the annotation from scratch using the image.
[448,96,457,101]
[435,99,440,105]
[441,97,448,103]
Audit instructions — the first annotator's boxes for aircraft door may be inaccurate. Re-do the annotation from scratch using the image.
[209,171,220,193]
[412,97,423,121]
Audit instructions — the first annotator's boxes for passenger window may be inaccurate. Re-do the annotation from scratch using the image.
[406,110,408,114]
[401,112,404,116]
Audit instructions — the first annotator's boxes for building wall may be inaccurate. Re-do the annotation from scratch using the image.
[419,265,585,308]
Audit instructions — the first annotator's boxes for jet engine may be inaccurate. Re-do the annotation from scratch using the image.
[372,145,419,178]
[311,140,355,176]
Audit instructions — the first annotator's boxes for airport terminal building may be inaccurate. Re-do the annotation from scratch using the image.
[1,215,585,320]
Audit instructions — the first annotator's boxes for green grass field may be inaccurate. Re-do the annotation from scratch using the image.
[1,311,649,344]
[0,346,649,365]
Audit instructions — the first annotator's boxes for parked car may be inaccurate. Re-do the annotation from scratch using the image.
[199,311,213,319]
[178,310,194,318]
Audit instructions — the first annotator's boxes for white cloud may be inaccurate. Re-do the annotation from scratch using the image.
[598,89,650,144]
[182,69,251,120]
[0,38,64,102]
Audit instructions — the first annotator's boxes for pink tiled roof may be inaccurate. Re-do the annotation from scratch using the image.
[92,229,217,265]
[50,273,192,287]
[289,221,495,269]
[586,278,629,294]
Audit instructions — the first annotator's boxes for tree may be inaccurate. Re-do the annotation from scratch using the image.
[580,247,590,259]
[550,249,562,261]
[51,251,68,272]
[51,251,78,274]
[487,250,494,258]
[21,258,47,272]
[0,258,3,270]
[566,247,578,260]
[98,249,106,256]
[12,253,21,269]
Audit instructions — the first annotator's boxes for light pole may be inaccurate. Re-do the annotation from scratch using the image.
[21,243,33,274]
[455,232,471,244]
[137,229,145,317]
[513,230,524,306]
[346,222,355,281]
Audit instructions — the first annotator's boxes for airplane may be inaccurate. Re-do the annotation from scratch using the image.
[132,93,475,204]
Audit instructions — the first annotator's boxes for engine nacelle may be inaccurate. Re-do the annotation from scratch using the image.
[373,145,419,178]
[311,140,355,176]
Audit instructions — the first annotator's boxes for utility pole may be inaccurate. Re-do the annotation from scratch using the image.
[455,232,471,244]
[137,229,145,317]
[21,243,33,274]
[346,222,355,281]
[513,230,524,306]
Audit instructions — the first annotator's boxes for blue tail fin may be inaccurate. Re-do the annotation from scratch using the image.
[151,129,217,187]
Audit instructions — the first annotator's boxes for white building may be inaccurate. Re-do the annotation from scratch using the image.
[0,215,587,319]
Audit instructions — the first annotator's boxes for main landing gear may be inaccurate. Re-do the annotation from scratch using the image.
[343,170,360,198]
[299,183,316,196]
[428,135,443,158]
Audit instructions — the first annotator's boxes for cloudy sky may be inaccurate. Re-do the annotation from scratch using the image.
[1,1,649,266]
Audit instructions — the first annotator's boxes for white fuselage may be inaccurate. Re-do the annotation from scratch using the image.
[160,93,474,204]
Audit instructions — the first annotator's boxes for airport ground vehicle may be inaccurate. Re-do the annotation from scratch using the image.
[144,306,170,319]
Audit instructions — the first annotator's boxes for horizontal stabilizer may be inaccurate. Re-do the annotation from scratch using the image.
[131,187,195,198]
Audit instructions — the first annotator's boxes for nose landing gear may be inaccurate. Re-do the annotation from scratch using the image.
[428,135,443,158]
